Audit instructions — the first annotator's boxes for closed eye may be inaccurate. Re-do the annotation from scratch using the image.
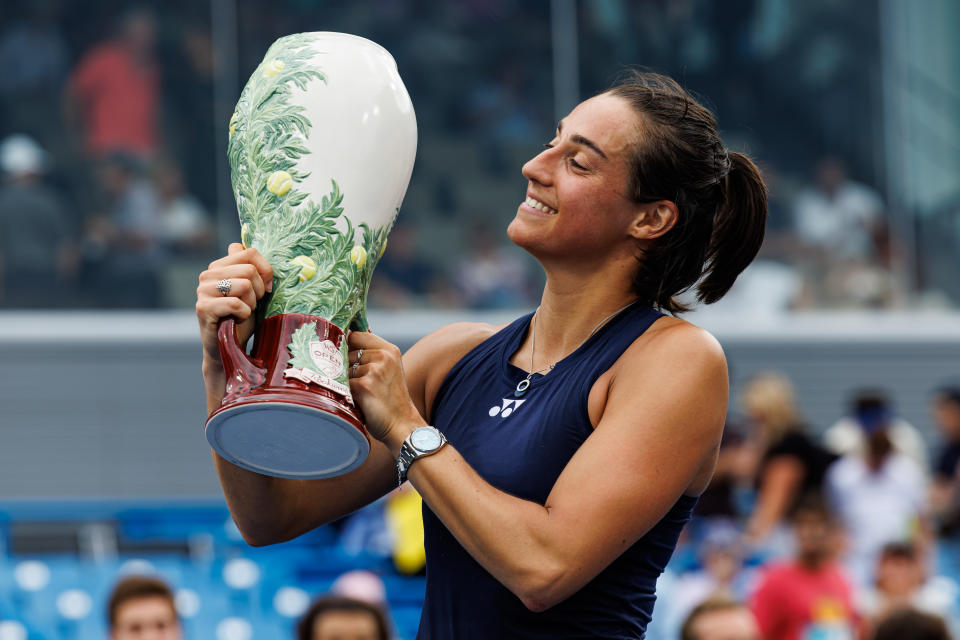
[544,141,588,171]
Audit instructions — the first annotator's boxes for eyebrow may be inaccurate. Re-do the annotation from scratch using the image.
[557,120,608,160]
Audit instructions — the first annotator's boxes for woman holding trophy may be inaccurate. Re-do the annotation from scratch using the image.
[197,34,765,639]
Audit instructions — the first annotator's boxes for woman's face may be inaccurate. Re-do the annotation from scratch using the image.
[507,93,647,265]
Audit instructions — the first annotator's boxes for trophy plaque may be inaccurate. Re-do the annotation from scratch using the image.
[205,33,417,479]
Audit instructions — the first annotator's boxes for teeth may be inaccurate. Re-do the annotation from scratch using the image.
[525,197,556,214]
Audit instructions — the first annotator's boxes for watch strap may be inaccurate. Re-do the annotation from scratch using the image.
[396,427,446,486]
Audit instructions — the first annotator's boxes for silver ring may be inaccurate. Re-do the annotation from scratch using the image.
[216,279,232,296]
[351,361,360,377]
[355,349,363,366]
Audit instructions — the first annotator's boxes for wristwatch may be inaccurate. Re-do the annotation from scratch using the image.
[397,426,447,486]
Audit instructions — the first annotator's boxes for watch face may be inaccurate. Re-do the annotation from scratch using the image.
[411,427,441,451]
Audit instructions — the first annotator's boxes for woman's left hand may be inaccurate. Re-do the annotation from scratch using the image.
[347,331,425,447]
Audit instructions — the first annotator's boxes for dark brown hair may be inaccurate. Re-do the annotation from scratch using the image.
[107,575,177,627]
[680,596,754,640]
[296,596,391,640]
[608,71,767,313]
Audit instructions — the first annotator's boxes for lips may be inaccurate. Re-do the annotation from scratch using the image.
[524,196,557,215]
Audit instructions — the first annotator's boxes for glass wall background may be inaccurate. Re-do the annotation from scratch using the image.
[0,0,955,311]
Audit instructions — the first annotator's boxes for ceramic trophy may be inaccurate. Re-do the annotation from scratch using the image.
[205,33,417,479]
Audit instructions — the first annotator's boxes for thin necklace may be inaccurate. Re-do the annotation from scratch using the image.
[514,299,638,398]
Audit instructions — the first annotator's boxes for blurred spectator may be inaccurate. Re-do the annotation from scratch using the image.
[695,417,750,521]
[749,495,859,640]
[296,596,390,640]
[0,134,77,307]
[64,8,161,160]
[80,152,162,307]
[738,373,835,552]
[454,223,532,309]
[872,608,953,640]
[825,394,930,586]
[107,574,182,640]
[330,570,387,606]
[369,223,444,309]
[824,390,929,473]
[152,157,213,254]
[681,597,762,640]
[663,523,758,636]
[791,157,906,308]
[931,387,960,536]
[793,156,882,262]
[857,542,960,634]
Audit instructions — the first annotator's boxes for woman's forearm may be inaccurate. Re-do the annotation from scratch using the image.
[202,355,226,414]
[385,424,568,611]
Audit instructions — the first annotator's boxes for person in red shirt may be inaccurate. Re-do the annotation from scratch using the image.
[749,494,860,640]
[65,8,160,159]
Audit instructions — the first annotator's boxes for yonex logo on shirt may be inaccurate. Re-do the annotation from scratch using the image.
[488,398,526,418]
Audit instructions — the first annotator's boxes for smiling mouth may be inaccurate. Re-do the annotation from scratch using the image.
[524,196,557,215]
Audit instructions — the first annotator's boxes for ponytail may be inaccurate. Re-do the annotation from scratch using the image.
[610,71,768,313]
[696,151,768,304]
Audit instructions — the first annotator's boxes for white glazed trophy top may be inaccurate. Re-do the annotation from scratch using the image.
[228,32,417,329]
[291,33,416,231]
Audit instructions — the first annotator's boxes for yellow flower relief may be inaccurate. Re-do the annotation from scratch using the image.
[263,59,285,78]
[379,239,388,258]
[350,246,367,269]
[241,224,252,249]
[291,255,317,282]
[266,170,293,197]
[229,112,239,137]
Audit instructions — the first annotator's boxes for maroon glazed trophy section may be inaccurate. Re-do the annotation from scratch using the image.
[205,313,369,479]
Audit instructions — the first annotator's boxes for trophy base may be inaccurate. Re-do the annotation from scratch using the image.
[206,402,369,479]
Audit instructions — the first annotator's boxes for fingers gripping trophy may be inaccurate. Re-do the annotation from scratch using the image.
[205,33,417,479]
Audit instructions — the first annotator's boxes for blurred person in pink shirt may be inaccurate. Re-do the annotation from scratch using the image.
[749,495,860,640]
[65,8,160,160]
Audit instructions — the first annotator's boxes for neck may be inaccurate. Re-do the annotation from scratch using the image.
[528,262,641,367]
[798,552,828,570]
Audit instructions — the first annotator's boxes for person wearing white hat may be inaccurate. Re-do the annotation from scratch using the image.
[0,134,76,307]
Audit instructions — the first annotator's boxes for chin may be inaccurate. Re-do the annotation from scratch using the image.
[506,216,541,253]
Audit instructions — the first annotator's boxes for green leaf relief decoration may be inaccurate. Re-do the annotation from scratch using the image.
[227,33,394,331]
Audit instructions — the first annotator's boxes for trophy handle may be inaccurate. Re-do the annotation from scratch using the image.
[217,317,267,398]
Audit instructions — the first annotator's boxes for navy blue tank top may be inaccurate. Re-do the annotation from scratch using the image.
[418,303,699,639]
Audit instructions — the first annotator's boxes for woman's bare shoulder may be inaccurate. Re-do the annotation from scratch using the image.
[403,320,513,421]
[630,314,725,366]
[407,321,509,365]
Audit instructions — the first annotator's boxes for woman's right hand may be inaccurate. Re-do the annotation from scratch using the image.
[196,243,274,368]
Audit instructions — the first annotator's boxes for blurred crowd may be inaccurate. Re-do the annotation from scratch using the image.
[106,571,395,640]
[645,375,960,640]
[0,0,956,311]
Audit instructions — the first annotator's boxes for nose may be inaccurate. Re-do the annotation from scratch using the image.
[521,145,555,186]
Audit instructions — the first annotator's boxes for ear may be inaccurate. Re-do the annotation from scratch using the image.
[629,200,678,240]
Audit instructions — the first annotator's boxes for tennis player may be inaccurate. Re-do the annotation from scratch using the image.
[197,71,767,638]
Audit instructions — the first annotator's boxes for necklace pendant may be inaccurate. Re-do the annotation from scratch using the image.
[515,378,531,397]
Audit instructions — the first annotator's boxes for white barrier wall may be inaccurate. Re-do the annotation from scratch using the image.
[1,310,958,498]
